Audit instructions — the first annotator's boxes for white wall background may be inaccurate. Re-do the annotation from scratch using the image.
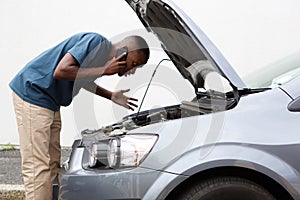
[1,0,300,146]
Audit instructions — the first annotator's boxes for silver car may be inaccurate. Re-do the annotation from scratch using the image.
[55,0,300,199]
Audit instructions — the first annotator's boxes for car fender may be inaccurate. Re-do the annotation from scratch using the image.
[143,143,300,200]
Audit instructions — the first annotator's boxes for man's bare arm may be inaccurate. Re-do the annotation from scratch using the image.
[83,82,138,111]
[53,53,126,80]
[83,81,112,100]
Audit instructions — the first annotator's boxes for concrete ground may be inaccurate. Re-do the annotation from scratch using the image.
[0,147,71,200]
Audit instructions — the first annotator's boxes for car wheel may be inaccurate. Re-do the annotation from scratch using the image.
[172,176,275,200]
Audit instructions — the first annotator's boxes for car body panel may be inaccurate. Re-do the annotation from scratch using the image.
[132,88,299,170]
[59,145,186,200]
[145,146,300,200]
[58,84,300,199]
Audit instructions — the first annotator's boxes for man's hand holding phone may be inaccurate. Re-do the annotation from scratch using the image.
[102,48,128,76]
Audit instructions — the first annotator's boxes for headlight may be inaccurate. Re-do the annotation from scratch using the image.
[88,142,109,167]
[88,134,158,168]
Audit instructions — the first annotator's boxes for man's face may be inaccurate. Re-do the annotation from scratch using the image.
[118,50,147,77]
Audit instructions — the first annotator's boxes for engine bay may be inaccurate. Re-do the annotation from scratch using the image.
[81,89,237,145]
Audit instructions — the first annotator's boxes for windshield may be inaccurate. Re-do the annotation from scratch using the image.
[242,51,300,88]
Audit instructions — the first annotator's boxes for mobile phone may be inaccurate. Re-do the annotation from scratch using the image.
[115,48,128,61]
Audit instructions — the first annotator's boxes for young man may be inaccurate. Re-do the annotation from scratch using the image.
[9,32,150,200]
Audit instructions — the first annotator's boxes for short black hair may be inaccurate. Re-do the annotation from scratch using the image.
[126,35,150,63]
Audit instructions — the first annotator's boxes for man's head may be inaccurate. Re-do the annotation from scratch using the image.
[113,35,150,76]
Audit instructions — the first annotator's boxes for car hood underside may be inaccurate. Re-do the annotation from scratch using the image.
[125,0,246,90]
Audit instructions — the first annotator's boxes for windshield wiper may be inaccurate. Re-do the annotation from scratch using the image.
[236,88,271,96]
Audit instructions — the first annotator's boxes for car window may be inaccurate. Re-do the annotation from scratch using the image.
[242,51,300,88]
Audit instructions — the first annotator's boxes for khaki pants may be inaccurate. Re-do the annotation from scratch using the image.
[12,92,61,200]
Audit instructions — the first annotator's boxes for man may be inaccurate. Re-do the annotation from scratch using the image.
[9,32,150,200]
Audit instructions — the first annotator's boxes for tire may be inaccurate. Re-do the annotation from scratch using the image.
[171,176,276,200]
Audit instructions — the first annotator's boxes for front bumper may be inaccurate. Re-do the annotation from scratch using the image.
[56,142,186,200]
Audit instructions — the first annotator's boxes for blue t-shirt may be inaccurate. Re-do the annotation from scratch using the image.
[9,32,111,111]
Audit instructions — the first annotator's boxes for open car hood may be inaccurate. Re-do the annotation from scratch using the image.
[125,0,246,91]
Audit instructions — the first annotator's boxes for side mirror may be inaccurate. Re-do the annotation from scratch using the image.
[288,96,300,112]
